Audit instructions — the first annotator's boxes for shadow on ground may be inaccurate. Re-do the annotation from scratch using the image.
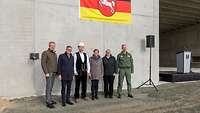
[1,81,200,113]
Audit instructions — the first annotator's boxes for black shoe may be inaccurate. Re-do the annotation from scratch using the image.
[91,97,95,100]
[62,102,66,107]
[118,95,121,99]
[128,95,133,98]
[66,101,74,105]
[46,104,55,109]
[82,97,88,101]
[52,101,57,104]
[104,94,108,98]
[95,96,99,99]
[81,96,86,99]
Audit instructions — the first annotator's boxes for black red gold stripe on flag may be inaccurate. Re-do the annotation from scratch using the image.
[80,0,132,24]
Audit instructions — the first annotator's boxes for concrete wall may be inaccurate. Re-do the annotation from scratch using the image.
[0,0,159,97]
[160,24,200,67]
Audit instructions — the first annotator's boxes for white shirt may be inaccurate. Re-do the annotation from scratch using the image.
[106,55,111,59]
[74,52,90,74]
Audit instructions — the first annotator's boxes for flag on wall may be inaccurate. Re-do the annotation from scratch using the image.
[80,0,132,24]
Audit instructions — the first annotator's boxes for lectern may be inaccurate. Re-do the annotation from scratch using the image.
[176,51,191,73]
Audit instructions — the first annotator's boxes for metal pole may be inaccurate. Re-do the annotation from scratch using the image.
[149,47,152,85]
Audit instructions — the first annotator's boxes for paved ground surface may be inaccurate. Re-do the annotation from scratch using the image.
[1,81,200,113]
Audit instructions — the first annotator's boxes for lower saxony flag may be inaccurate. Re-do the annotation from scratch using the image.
[80,0,132,24]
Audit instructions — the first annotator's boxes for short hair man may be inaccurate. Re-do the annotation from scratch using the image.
[117,44,134,98]
[41,41,58,108]
[58,46,74,106]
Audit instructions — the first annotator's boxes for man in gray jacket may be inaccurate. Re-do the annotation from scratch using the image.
[41,41,58,108]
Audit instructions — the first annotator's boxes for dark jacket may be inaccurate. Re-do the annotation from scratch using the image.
[58,53,74,80]
[75,52,88,72]
[102,56,118,76]
[41,49,58,74]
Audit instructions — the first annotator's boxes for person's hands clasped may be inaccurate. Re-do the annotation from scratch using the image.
[45,73,50,78]
[58,75,62,80]
[87,73,91,79]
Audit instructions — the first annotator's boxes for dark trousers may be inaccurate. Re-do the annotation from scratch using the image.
[91,79,99,97]
[104,75,115,97]
[61,80,72,103]
[74,71,87,99]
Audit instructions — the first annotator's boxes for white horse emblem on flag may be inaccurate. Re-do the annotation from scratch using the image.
[99,0,116,14]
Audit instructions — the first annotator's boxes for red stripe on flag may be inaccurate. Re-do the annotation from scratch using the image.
[80,0,131,13]
[116,1,131,13]
[80,0,99,9]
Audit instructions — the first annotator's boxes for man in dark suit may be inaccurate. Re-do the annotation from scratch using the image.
[58,46,74,106]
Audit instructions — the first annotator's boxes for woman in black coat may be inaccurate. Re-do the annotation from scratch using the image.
[102,49,118,98]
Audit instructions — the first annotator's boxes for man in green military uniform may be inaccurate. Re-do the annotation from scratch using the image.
[117,44,134,98]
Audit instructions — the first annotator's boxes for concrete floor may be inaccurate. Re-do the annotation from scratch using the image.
[1,81,200,113]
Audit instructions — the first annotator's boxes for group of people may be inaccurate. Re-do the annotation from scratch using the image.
[41,42,134,109]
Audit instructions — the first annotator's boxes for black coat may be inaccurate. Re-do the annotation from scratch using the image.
[58,53,74,80]
[102,56,118,76]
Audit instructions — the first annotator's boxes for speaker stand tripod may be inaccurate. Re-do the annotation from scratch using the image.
[136,47,158,91]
